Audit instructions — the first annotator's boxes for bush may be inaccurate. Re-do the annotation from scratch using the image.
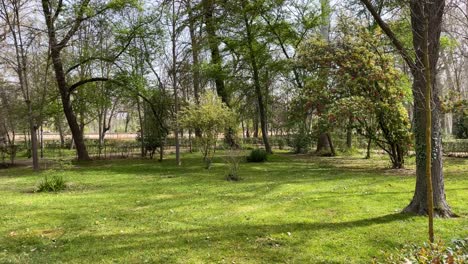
[288,130,313,154]
[224,148,245,181]
[247,149,268,162]
[378,239,468,264]
[277,138,285,150]
[37,175,66,192]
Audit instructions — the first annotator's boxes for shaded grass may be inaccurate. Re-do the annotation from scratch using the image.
[0,152,467,263]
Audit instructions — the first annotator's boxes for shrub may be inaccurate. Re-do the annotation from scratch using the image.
[37,175,66,192]
[277,138,285,150]
[224,148,244,181]
[288,129,313,154]
[247,149,268,162]
[180,91,236,167]
[378,239,468,264]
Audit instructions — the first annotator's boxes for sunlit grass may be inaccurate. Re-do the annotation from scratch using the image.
[0,152,467,263]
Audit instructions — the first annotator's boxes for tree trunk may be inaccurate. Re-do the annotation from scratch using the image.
[326,133,336,156]
[253,117,259,138]
[136,97,145,157]
[41,3,90,161]
[316,0,333,156]
[360,0,453,217]
[403,0,453,217]
[346,116,353,149]
[241,3,272,153]
[316,133,330,153]
[365,137,372,159]
[57,121,65,148]
[172,0,181,166]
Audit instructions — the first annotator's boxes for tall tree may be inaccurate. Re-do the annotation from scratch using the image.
[360,0,454,216]
[0,0,40,170]
[239,0,272,153]
[41,0,135,161]
[41,0,94,161]
[202,0,238,147]
[315,0,335,155]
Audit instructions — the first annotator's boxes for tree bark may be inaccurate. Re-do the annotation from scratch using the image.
[316,133,331,153]
[365,137,372,159]
[136,97,145,157]
[403,1,453,217]
[346,116,353,149]
[361,0,453,217]
[41,0,90,161]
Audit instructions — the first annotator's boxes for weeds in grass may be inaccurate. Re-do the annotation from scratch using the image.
[378,238,468,263]
[36,174,66,192]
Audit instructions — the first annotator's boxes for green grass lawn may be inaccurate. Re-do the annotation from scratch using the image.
[0,152,467,263]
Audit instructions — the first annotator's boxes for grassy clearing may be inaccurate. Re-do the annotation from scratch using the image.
[0,152,467,263]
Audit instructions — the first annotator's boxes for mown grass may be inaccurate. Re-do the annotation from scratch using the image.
[0,152,467,263]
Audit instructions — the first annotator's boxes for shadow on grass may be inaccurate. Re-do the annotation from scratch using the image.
[2,213,414,263]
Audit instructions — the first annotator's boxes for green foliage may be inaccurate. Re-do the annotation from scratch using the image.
[441,92,468,139]
[453,100,468,139]
[137,90,172,159]
[180,91,236,167]
[289,127,314,154]
[379,239,468,263]
[36,174,66,193]
[440,36,459,53]
[246,148,268,162]
[105,0,141,12]
[298,24,412,168]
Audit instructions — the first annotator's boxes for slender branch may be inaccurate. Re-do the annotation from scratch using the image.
[68,77,109,93]
[56,0,91,49]
[360,0,416,71]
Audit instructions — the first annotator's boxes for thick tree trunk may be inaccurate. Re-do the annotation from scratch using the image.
[316,133,331,153]
[360,0,453,217]
[403,0,453,217]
